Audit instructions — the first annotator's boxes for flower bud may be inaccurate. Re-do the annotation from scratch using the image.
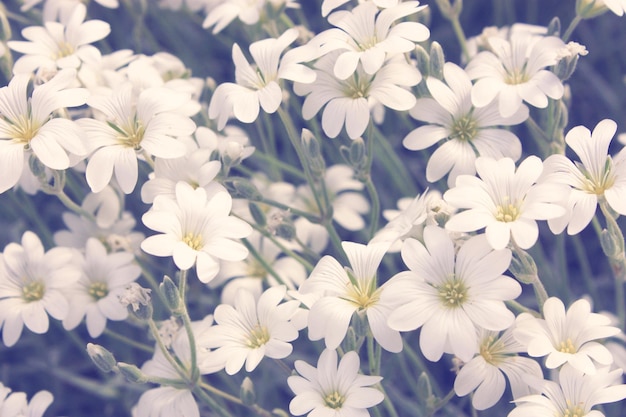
[240,377,256,406]
[249,202,267,226]
[435,0,462,19]
[576,0,609,19]
[509,248,538,284]
[87,343,117,373]
[224,177,262,200]
[414,45,430,78]
[429,42,445,81]
[417,372,434,404]
[119,283,153,321]
[117,362,148,384]
[301,129,325,178]
[160,276,181,313]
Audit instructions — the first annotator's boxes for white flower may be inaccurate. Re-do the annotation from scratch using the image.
[0,231,80,346]
[466,32,565,118]
[137,316,215,417]
[313,1,429,79]
[294,52,420,139]
[209,28,315,130]
[0,69,88,193]
[211,231,307,304]
[203,0,269,34]
[197,286,301,374]
[385,227,521,362]
[598,0,626,15]
[79,83,195,194]
[8,3,111,74]
[321,0,405,16]
[454,327,543,410]
[371,191,429,248]
[141,182,253,283]
[513,297,621,374]
[53,187,145,253]
[542,119,626,235]
[288,349,384,417]
[444,156,568,250]
[295,164,370,231]
[403,62,528,186]
[299,240,403,352]
[140,145,223,204]
[0,384,53,417]
[62,238,141,337]
[508,365,626,417]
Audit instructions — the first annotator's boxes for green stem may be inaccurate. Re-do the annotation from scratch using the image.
[241,237,286,286]
[450,16,470,63]
[103,328,155,353]
[247,222,316,272]
[562,14,583,42]
[148,318,190,381]
[427,388,456,417]
[55,190,96,223]
[178,270,199,382]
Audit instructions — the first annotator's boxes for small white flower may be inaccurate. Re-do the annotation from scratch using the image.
[197,286,301,374]
[79,83,195,194]
[508,365,626,417]
[141,182,253,283]
[295,164,370,231]
[513,297,621,374]
[137,316,215,417]
[454,327,543,410]
[299,240,403,353]
[0,231,80,346]
[444,156,568,250]
[542,119,626,235]
[403,62,528,186]
[0,69,89,193]
[288,349,384,417]
[385,227,521,362]
[294,52,420,139]
[0,383,53,417]
[466,31,565,118]
[8,3,111,74]
[313,1,429,79]
[62,238,142,337]
[209,28,315,130]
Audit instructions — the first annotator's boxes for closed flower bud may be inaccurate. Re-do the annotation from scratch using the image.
[160,276,181,313]
[509,248,538,285]
[225,177,262,200]
[117,362,148,384]
[240,377,256,406]
[417,372,435,405]
[429,42,445,81]
[87,343,117,373]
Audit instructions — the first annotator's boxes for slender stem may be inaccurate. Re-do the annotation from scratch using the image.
[148,318,190,381]
[103,328,154,353]
[599,202,626,329]
[55,190,96,223]
[450,16,470,63]
[178,270,199,382]
[562,14,583,42]
[257,196,322,223]
[193,385,235,417]
[241,237,286,286]
[427,388,456,417]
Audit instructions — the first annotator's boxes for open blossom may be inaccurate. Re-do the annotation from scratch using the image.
[542,119,626,235]
[454,327,543,410]
[0,383,53,417]
[593,0,626,15]
[137,316,215,417]
[0,69,89,193]
[209,28,315,129]
[0,231,80,347]
[403,62,528,186]
[298,241,403,353]
[288,349,384,417]
[444,156,568,250]
[385,227,520,362]
[79,83,195,194]
[8,3,111,75]
[62,238,141,337]
[513,297,621,375]
[466,30,565,118]
[141,182,253,283]
[294,52,420,139]
[312,1,429,80]
[197,286,301,374]
[508,365,626,417]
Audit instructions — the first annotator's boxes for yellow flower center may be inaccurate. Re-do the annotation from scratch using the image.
[563,401,585,417]
[324,391,345,409]
[22,281,45,302]
[246,325,270,348]
[182,232,203,251]
[111,118,146,149]
[479,334,509,365]
[246,259,267,279]
[495,201,521,223]
[344,73,371,99]
[437,277,467,308]
[558,338,577,354]
[451,115,478,142]
[579,158,616,195]
[343,269,381,310]
[7,114,41,145]
[55,41,75,59]
[504,68,530,85]
[89,282,109,301]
